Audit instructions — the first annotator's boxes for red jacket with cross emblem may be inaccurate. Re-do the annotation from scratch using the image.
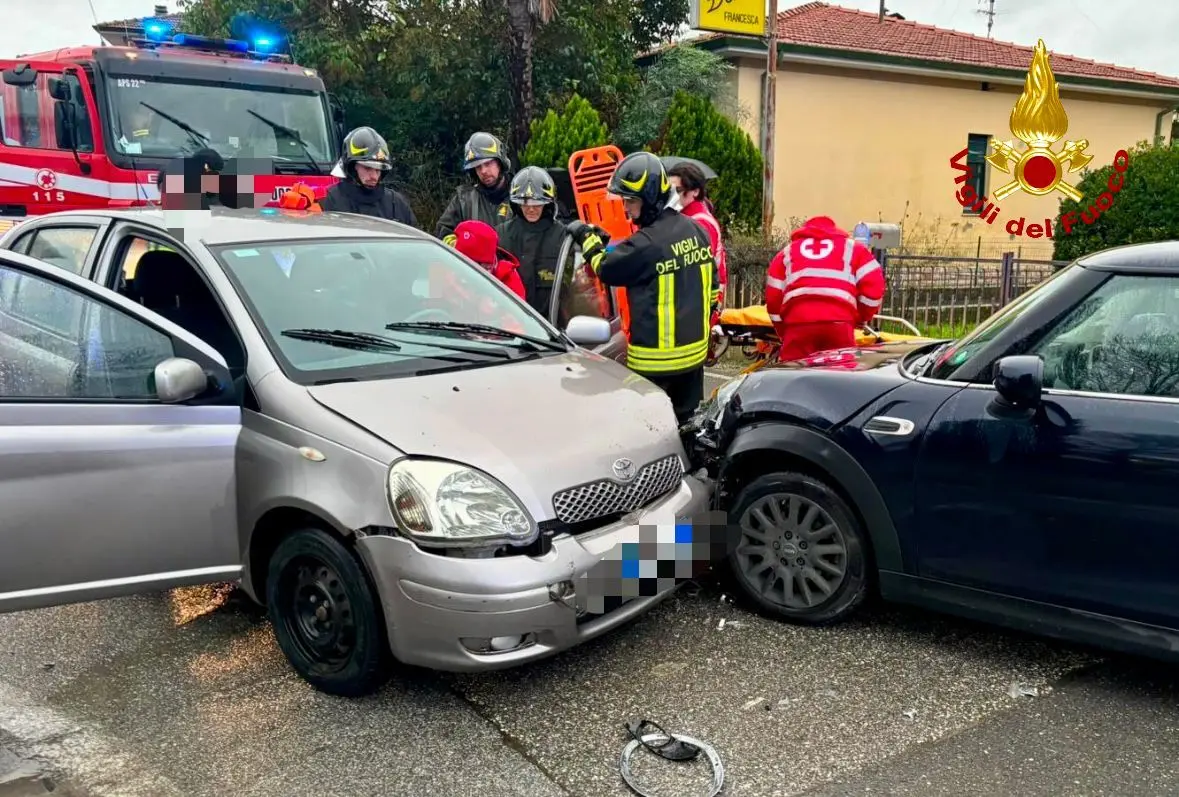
[764,216,885,327]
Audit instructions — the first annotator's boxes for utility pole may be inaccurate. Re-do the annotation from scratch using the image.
[878,0,885,23]
[761,0,778,242]
[978,0,996,38]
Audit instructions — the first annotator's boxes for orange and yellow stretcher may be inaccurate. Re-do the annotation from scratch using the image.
[708,303,931,375]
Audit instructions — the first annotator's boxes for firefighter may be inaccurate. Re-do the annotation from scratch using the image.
[667,162,727,327]
[435,132,513,244]
[497,166,566,316]
[764,215,886,362]
[318,127,419,227]
[568,151,717,424]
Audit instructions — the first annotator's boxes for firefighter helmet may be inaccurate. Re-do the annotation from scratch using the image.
[341,127,391,179]
[510,166,556,206]
[607,151,670,226]
[462,132,510,173]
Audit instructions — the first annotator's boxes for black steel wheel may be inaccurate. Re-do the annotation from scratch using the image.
[727,472,871,624]
[266,528,389,696]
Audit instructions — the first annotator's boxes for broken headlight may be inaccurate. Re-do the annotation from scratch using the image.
[699,374,747,430]
[387,458,537,548]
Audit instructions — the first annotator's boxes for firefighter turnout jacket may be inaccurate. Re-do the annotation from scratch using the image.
[764,216,886,329]
[582,208,717,375]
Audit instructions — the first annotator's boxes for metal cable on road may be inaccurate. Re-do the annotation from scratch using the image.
[619,732,725,797]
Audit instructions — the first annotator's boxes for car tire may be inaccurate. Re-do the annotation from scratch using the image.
[266,527,390,697]
[727,471,871,625]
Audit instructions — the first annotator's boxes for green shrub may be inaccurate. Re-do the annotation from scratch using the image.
[655,91,763,232]
[519,93,610,169]
[1053,140,1179,260]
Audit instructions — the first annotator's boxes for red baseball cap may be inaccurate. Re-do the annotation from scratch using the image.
[455,220,498,265]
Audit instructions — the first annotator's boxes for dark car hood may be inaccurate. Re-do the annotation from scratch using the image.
[730,340,936,431]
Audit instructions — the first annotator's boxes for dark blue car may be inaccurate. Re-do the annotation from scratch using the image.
[688,241,1179,659]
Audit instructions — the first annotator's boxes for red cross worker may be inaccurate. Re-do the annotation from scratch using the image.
[763,216,886,362]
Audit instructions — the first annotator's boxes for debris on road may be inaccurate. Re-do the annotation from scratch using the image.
[902,709,918,720]
[742,697,766,710]
[619,718,725,797]
[651,662,688,678]
[1007,682,1040,699]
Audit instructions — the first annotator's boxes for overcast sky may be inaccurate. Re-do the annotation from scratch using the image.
[2,0,1175,79]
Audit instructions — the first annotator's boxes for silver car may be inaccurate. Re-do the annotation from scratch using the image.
[0,208,714,696]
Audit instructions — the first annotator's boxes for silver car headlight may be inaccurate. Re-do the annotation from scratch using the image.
[387,459,536,548]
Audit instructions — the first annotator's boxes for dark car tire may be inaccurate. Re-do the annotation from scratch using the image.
[727,471,871,626]
[266,528,390,697]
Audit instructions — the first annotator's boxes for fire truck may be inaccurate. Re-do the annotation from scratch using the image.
[0,25,343,232]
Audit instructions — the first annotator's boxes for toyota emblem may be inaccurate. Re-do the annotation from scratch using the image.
[612,458,636,482]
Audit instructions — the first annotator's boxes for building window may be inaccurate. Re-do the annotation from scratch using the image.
[964,133,990,214]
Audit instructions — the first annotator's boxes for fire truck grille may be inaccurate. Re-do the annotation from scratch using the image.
[551,455,684,526]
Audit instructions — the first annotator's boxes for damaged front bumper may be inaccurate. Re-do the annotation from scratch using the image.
[354,473,717,672]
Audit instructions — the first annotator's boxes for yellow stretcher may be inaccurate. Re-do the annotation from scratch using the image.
[709,304,932,375]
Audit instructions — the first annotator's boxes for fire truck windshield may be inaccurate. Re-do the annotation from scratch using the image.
[104,74,332,171]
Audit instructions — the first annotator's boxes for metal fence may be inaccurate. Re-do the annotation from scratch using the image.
[725,251,1070,333]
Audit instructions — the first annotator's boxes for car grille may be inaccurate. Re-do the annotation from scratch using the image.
[551,454,684,526]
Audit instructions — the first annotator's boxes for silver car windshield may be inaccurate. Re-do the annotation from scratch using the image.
[212,238,558,383]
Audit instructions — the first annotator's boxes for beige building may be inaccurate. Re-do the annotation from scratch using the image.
[685,2,1179,254]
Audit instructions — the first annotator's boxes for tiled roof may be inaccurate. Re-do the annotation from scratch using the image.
[679,2,1179,90]
[775,3,1179,88]
[95,13,184,31]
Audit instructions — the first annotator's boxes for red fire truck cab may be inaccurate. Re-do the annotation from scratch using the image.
[0,30,343,230]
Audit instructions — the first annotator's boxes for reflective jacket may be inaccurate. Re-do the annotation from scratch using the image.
[764,216,886,327]
[590,208,717,375]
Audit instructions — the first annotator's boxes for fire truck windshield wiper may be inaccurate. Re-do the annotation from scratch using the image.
[247,109,324,175]
[139,101,209,150]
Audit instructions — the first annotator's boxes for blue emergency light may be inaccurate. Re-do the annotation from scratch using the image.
[142,18,174,41]
[170,33,250,53]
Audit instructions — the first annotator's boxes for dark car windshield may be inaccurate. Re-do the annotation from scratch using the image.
[211,237,559,383]
[104,75,332,168]
[926,264,1083,381]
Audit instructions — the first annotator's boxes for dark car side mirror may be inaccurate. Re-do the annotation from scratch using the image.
[992,355,1043,409]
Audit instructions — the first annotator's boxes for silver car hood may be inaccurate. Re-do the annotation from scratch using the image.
[305,350,684,520]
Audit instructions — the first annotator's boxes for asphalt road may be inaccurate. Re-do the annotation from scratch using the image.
[3,371,1177,796]
[2,575,1178,797]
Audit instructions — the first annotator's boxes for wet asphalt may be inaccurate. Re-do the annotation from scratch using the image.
[2,577,1178,797]
[2,372,1177,796]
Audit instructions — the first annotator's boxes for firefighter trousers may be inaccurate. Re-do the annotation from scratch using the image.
[775,321,856,362]
[644,366,705,426]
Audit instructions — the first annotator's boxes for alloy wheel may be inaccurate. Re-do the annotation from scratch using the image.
[734,492,848,610]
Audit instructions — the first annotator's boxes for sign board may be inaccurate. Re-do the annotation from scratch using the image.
[853,222,871,247]
[858,222,902,250]
[688,0,766,37]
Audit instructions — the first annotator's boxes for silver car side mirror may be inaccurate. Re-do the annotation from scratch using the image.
[564,315,611,346]
[154,357,209,404]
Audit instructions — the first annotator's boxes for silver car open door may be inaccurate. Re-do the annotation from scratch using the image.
[0,250,242,613]
[549,234,627,363]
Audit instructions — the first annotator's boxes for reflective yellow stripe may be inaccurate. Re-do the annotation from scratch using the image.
[658,273,674,349]
[701,261,712,319]
[627,338,709,373]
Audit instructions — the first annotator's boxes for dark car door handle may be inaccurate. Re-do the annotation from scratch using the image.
[863,416,916,437]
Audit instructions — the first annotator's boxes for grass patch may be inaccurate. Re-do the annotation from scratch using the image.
[916,321,977,340]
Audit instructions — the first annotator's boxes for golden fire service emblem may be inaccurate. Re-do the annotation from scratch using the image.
[986,39,1093,202]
